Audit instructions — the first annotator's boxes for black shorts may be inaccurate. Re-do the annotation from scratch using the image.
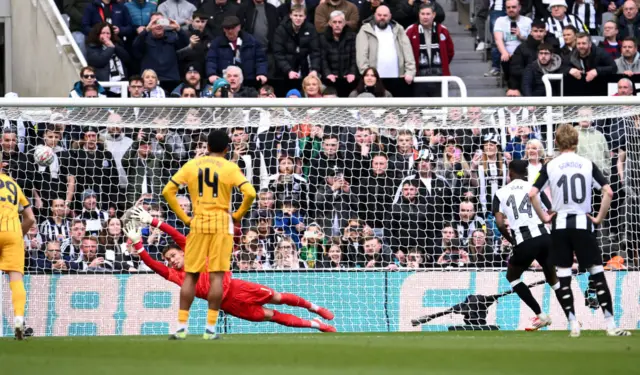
[551,229,603,269]
[509,234,552,269]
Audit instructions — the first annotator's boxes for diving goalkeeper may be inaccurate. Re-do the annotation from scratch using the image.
[125,207,336,333]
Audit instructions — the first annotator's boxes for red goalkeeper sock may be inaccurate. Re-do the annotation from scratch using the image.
[279,293,313,309]
[270,310,314,329]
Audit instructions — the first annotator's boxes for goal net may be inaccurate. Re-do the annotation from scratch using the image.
[1,97,639,336]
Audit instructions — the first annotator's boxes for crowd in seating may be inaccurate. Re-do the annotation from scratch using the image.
[5,0,638,273]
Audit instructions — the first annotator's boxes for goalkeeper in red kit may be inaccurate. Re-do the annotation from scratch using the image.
[124,207,336,333]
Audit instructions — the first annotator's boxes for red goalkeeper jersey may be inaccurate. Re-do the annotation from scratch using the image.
[134,219,231,300]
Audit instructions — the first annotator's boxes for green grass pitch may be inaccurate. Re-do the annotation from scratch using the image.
[1,331,639,375]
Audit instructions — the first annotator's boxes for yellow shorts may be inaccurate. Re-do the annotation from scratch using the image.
[184,232,233,273]
[0,232,25,274]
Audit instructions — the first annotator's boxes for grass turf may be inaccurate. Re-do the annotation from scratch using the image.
[1,331,639,375]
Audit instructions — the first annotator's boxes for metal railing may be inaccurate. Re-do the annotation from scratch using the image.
[44,0,87,67]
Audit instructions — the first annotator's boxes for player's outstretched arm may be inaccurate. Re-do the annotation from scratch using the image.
[162,180,192,226]
[232,181,257,222]
[124,222,171,279]
[131,207,186,249]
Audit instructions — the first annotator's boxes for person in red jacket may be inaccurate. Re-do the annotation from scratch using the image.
[124,207,336,335]
[405,3,454,97]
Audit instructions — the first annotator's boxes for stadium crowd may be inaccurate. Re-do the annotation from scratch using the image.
[1,0,638,273]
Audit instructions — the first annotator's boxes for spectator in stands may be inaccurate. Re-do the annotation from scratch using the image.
[197,0,245,38]
[348,67,392,97]
[471,133,506,214]
[616,37,640,75]
[69,66,107,98]
[575,107,611,178]
[436,136,472,191]
[142,69,166,97]
[453,201,486,247]
[102,120,133,190]
[488,0,532,78]
[268,155,309,208]
[179,84,198,97]
[273,236,307,269]
[125,0,157,36]
[355,154,396,233]
[85,22,130,97]
[1,125,34,197]
[75,189,109,236]
[317,239,347,269]
[81,0,133,39]
[127,75,146,98]
[23,224,43,259]
[277,0,318,26]
[178,13,211,71]
[69,126,120,213]
[122,135,166,205]
[570,0,597,35]
[523,139,546,180]
[61,219,85,260]
[602,21,621,59]
[356,5,415,83]
[618,0,640,40]
[388,129,417,177]
[274,200,306,247]
[171,64,210,97]
[314,169,360,237]
[391,180,429,253]
[544,0,587,47]
[567,33,617,83]
[394,0,446,29]
[522,43,567,96]
[509,19,559,91]
[358,0,381,25]
[133,13,190,85]
[81,85,100,98]
[273,5,322,79]
[32,240,76,273]
[158,0,196,28]
[615,76,635,95]
[560,24,577,59]
[356,236,397,269]
[314,0,359,33]
[39,199,71,243]
[205,16,268,84]
[64,0,92,55]
[239,226,272,269]
[219,66,257,97]
[308,134,345,189]
[242,0,279,58]
[302,74,323,97]
[467,229,499,266]
[34,124,75,208]
[406,3,455,96]
[299,223,327,267]
[320,10,358,84]
[504,126,537,160]
[75,235,112,271]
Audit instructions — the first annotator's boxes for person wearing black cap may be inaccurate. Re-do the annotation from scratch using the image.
[197,0,245,39]
[68,126,121,213]
[206,15,268,83]
[171,63,214,97]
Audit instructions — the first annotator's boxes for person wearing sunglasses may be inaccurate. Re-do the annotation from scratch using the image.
[68,66,107,98]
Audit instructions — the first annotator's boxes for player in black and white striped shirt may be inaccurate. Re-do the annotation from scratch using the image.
[529,124,631,337]
[493,160,561,331]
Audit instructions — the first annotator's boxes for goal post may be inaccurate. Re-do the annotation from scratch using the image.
[0,96,639,336]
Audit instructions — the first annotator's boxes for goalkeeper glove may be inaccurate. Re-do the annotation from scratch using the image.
[124,222,143,247]
[131,206,155,226]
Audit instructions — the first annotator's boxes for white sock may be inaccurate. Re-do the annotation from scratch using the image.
[568,312,577,322]
[309,303,319,312]
[605,316,617,330]
[177,323,187,332]
[537,313,548,320]
[310,320,320,328]
[570,320,580,330]
[14,316,24,327]
[205,324,216,333]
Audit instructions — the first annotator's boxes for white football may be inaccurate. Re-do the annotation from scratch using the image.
[33,145,55,167]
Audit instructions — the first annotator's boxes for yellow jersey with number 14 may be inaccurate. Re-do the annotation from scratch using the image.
[169,156,249,234]
[0,173,30,233]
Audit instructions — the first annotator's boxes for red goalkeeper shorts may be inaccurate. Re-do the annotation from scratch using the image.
[221,280,274,322]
